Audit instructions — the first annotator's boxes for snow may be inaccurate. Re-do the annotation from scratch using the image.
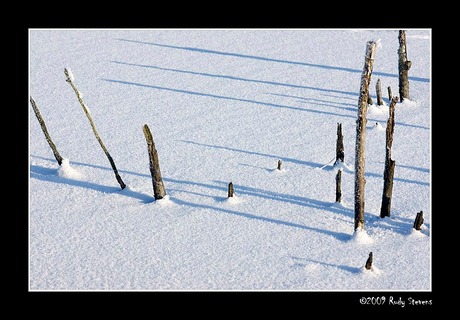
[29,29,431,295]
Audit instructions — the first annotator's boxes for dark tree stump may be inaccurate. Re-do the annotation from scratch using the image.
[413,211,424,230]
[143,124,166,200]
[387,86,392,102]
[335,169,342,203]
[277,160,282,170]
[335,123,344,164]
[365,252,373,270]
[228,182,234,198]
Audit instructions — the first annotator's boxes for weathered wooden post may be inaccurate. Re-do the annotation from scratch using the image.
[413,211,424,230]
[380,96,398,218]
[387,86,392,102]
[354,40,377,232]
[228,182,234,198]
[30,96,64,166]
[143,124,167,200]
[398,30,412,102]
[335,169,342,203]
[64,68,126,190]
[335,122,344,164]
[365,252,373,270]
[376,79,384,106]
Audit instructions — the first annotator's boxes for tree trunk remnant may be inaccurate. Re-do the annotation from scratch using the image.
[228,182,234,198]
[30,96,64,166]
[380,96,398,218]
[365,252,373,270]
[277,160,282,170]
[387,86,392,102]
[376,79,384,105]
[143,124,167,200]
[335,122,344,164]
[413,211,424,230]
[64,68,126,190]
[335,169,342,203]
[398,30,412,102]
[354,40,377,232]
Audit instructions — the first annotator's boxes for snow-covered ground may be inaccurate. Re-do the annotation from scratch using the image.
[29,29,431,293]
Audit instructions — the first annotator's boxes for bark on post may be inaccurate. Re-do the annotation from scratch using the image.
[64,68,126,190]
[143,124,166,200]
[365,252,373,270]
[30,96,64,166]
[277,160,282,170]
[228,182,234,198]
[398,30,412,102]
[354,41,377,232]
[376,79,384,106]
[335,169,342,203]
[380,96,398,218]
[335,122,344,164]
[413,211,424,230]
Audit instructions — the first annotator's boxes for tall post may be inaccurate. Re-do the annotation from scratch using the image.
[354,40,377,232]
[398,30,412,102]
[380,96,398,218]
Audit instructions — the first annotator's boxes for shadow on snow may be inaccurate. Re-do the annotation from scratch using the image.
[116,39,430,83]
[101,78,429,131]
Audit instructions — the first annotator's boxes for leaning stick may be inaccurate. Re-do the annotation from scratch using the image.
[64,68,126,190]
[30,96,64,165]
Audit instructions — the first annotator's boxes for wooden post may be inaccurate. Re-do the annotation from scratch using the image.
[398,30,412,102]
[380,96,398,218]
[413,211,424,230]
[64,68,126,190]
[335,169,342,203]
[354,41,377,232]
[143,124,166,200]
[277,160,282,170]
[387,86,392,102]
[30,96,64,166]
[376,79,384,105]
[228,182,234,198]
[335,122,344,164]
[365,252,373,270]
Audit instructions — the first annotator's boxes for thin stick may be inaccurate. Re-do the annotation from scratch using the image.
[30,96,64,165]
[64,68,126,189]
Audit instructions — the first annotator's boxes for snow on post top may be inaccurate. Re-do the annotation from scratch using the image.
[64,68,74,82]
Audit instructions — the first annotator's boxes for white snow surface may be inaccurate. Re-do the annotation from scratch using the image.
[29,29,431,291]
